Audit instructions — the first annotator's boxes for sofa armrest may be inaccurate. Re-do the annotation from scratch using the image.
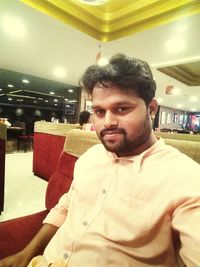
[0,210,48,259]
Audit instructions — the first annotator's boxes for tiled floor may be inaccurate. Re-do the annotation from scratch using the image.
[0,151,47,222]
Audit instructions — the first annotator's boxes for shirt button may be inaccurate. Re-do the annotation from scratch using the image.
[82,220,88,226]
[63,253,68,259]
[102,189,106,194]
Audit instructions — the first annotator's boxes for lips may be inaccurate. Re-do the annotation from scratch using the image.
[100,128,125,138]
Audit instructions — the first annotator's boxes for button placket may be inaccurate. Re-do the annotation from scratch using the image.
[82,220,88,226]
[101,188,106,194]
[63,253,68,259]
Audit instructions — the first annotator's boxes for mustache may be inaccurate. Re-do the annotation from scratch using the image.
[100,127,126,138]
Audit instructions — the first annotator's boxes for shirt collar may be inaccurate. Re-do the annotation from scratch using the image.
[106,138,165,173]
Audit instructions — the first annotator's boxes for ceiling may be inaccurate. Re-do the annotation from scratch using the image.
[0,68,79,109]
[21,0,200,41]
[0,0,200,112]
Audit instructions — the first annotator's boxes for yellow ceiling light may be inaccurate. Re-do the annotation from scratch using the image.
[53,67,66,78]
[20,0,200,42]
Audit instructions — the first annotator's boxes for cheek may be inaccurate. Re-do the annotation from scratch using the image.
[93,118,103,131]
[121,113,147,131]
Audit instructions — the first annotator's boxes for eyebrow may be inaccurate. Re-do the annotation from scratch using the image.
[92,102,135,110]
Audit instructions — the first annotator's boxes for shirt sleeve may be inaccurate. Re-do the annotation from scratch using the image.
[171,197,200,267]
[43,181,74,228]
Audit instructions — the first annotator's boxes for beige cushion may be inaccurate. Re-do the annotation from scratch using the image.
[64,129,100,157]
[155,132,200,142]
[34,122,81,136]
[165,139,200,164]
[64,129,200,164]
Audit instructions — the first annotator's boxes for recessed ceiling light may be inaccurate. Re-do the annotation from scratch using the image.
[53,67,66,78]
[177,104,183,108]
[172,87,181,95]
[68,100,77,103]
[68,89,74,93]
[2,16,26,38]
[54,103,58,106]
[0,88,2,91]
[45,100,48,103]
[54,99,58,102]
[97,57,109,66]
[64,98,68,102]
[190,96,198,102]
[79,0,108,5]
[156,97,163,104]
[8,84,14,88]
[50,92,55,95]
[8,98,12,101]
[165,37,186,53]
[22,79,29,84]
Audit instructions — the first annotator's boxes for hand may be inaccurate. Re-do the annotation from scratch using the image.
[0,251,31,267]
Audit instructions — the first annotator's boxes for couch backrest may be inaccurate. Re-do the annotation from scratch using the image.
[63,129,100,157]
[155,131,200,142]
[45,129,200,210]
[45,129,100,210]
[165,139,200,164]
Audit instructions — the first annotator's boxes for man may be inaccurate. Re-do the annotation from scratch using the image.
[1,54,200,267]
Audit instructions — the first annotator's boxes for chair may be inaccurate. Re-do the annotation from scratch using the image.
[0,129,100,259]
[17,134,34,153]
[17,124,34,153]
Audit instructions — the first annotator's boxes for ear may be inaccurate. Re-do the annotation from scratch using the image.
[148,98,158,119]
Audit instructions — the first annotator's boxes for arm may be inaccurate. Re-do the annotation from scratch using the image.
[172,197,200,267]
[0,187,74,267]
[0,223,58,267]
[0,180,75,267]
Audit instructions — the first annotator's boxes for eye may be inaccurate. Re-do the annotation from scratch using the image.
[93,108,105,117]
[114,106,130,114]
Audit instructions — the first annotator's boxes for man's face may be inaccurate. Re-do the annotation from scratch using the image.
[92,84,157,157]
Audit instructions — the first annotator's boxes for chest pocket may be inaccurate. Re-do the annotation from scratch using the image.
[102,194,156,245]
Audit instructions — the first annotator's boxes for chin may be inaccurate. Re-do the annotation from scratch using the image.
[103,143,120,154]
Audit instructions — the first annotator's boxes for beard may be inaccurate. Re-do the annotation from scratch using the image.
[97,113,152,157]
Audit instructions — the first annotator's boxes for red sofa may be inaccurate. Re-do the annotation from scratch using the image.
[0,129,99,259]
[33,122,81,181]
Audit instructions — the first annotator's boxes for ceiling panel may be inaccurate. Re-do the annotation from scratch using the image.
[21,0,200,41]
[157,61,200,86]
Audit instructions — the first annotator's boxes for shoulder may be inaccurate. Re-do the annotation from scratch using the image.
[74,144,110,170]
[73,144,110,178]
[78,144,107,161]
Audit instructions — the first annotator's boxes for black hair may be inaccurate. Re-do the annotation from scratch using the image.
[80,53,156,105]
[79,110,91,126]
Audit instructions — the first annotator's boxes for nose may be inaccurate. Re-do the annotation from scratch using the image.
[104,111,118,128]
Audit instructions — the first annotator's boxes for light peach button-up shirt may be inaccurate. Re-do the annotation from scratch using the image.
[43,139,200,267]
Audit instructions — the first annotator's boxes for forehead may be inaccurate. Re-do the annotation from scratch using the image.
[92,84,139,104]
